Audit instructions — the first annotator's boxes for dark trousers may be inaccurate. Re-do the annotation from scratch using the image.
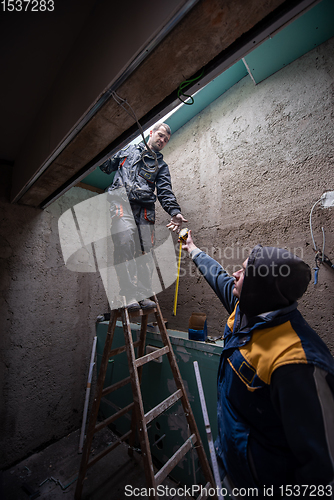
[111,203,155,301]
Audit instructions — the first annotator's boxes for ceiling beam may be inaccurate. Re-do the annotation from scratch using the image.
[13,0,315,208]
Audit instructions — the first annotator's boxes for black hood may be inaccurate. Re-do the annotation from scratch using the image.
[239,245,311,317]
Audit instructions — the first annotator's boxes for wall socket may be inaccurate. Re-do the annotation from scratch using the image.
[320,191,334,208]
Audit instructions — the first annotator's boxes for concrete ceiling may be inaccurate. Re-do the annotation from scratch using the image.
[0,0,97,162]
[0,0,323,208]
[84,0,334,191]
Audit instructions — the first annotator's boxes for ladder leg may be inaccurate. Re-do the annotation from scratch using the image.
[128,312,149,457]
[153,295,217,496]
[75,300,216,499]
[122,308,157,495]
[75,311,119,500]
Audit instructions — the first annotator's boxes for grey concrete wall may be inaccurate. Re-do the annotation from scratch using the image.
[1,36,333,470]
[0,167,108,468]
[157,37,334,352]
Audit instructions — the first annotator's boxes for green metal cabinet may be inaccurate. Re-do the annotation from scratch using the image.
[96,321,223,487]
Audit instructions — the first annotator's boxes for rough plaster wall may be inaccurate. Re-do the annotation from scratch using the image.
[0,167,108,468]
[157,37,334,352]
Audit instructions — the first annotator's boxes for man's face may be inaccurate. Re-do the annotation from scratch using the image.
[148,126,170,152]
[232,258,248,299]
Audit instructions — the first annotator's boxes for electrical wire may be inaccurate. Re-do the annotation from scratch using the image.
[177,70,204,105]
[309,197,322,251]
[309,198,334,283]
[110,90,157,164]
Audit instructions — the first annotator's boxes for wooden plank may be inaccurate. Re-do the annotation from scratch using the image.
[109,339,140,357]
[122,307,156,489]
[101,376,131,398]
[144,389,183,425]
[134,345,170,368]
[128,311,149,457]
[87,430,132,469]
[155,434,197,486]
[196,482,211,500]
[153,295,217,497]
[94,402,134,433]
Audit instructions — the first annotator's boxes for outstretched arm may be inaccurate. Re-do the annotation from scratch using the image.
[167,213,188,233]
[181,230,237,314]
[156,163,182,217]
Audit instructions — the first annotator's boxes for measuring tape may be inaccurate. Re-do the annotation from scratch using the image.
[173,228,189,316]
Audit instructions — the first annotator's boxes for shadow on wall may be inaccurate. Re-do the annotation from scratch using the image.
[0,168,108,468]
[157,38,334,349]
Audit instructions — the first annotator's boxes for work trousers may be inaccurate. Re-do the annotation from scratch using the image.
[111,203,155,302]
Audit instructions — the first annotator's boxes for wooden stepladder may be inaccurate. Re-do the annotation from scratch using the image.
[75,295,216,500]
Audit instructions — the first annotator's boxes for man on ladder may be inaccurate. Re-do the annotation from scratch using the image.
[100,122,187,310]
[74,123,218,500]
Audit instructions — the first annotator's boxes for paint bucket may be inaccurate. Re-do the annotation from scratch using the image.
[188,312,207,341]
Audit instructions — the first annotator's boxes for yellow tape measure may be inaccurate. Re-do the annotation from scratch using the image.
[173,228,189,316]
[179,228,189,243]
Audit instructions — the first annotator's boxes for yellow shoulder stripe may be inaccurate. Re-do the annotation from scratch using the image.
[227,303,238,331]
[239,321,307,385]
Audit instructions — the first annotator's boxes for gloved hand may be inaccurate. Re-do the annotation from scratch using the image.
[166,213,187,233]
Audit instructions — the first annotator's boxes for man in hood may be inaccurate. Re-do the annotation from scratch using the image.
[182,231,334,499]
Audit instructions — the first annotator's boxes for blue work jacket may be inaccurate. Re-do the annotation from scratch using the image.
[192,250,334,495]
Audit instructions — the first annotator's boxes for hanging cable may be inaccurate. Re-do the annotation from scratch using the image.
[309,197,334,284]
[310,198,323,285]
[110,91,158,168]
[177,70,204,105]
[309,197,322,251]
[321,227,325,262]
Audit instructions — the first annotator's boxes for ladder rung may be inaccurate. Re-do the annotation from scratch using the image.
[144,389,183,425]
[94,402,134,433]
[76,296,216,500]
[87,430,132,469]
[110,340,140,357]
[101,376,131,397]
[134,345,170,368]
[195,482,211,500]
[155,433,197,485]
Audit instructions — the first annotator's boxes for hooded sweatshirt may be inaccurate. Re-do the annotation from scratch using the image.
[239,244,311,317]
[191,245,334,497]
